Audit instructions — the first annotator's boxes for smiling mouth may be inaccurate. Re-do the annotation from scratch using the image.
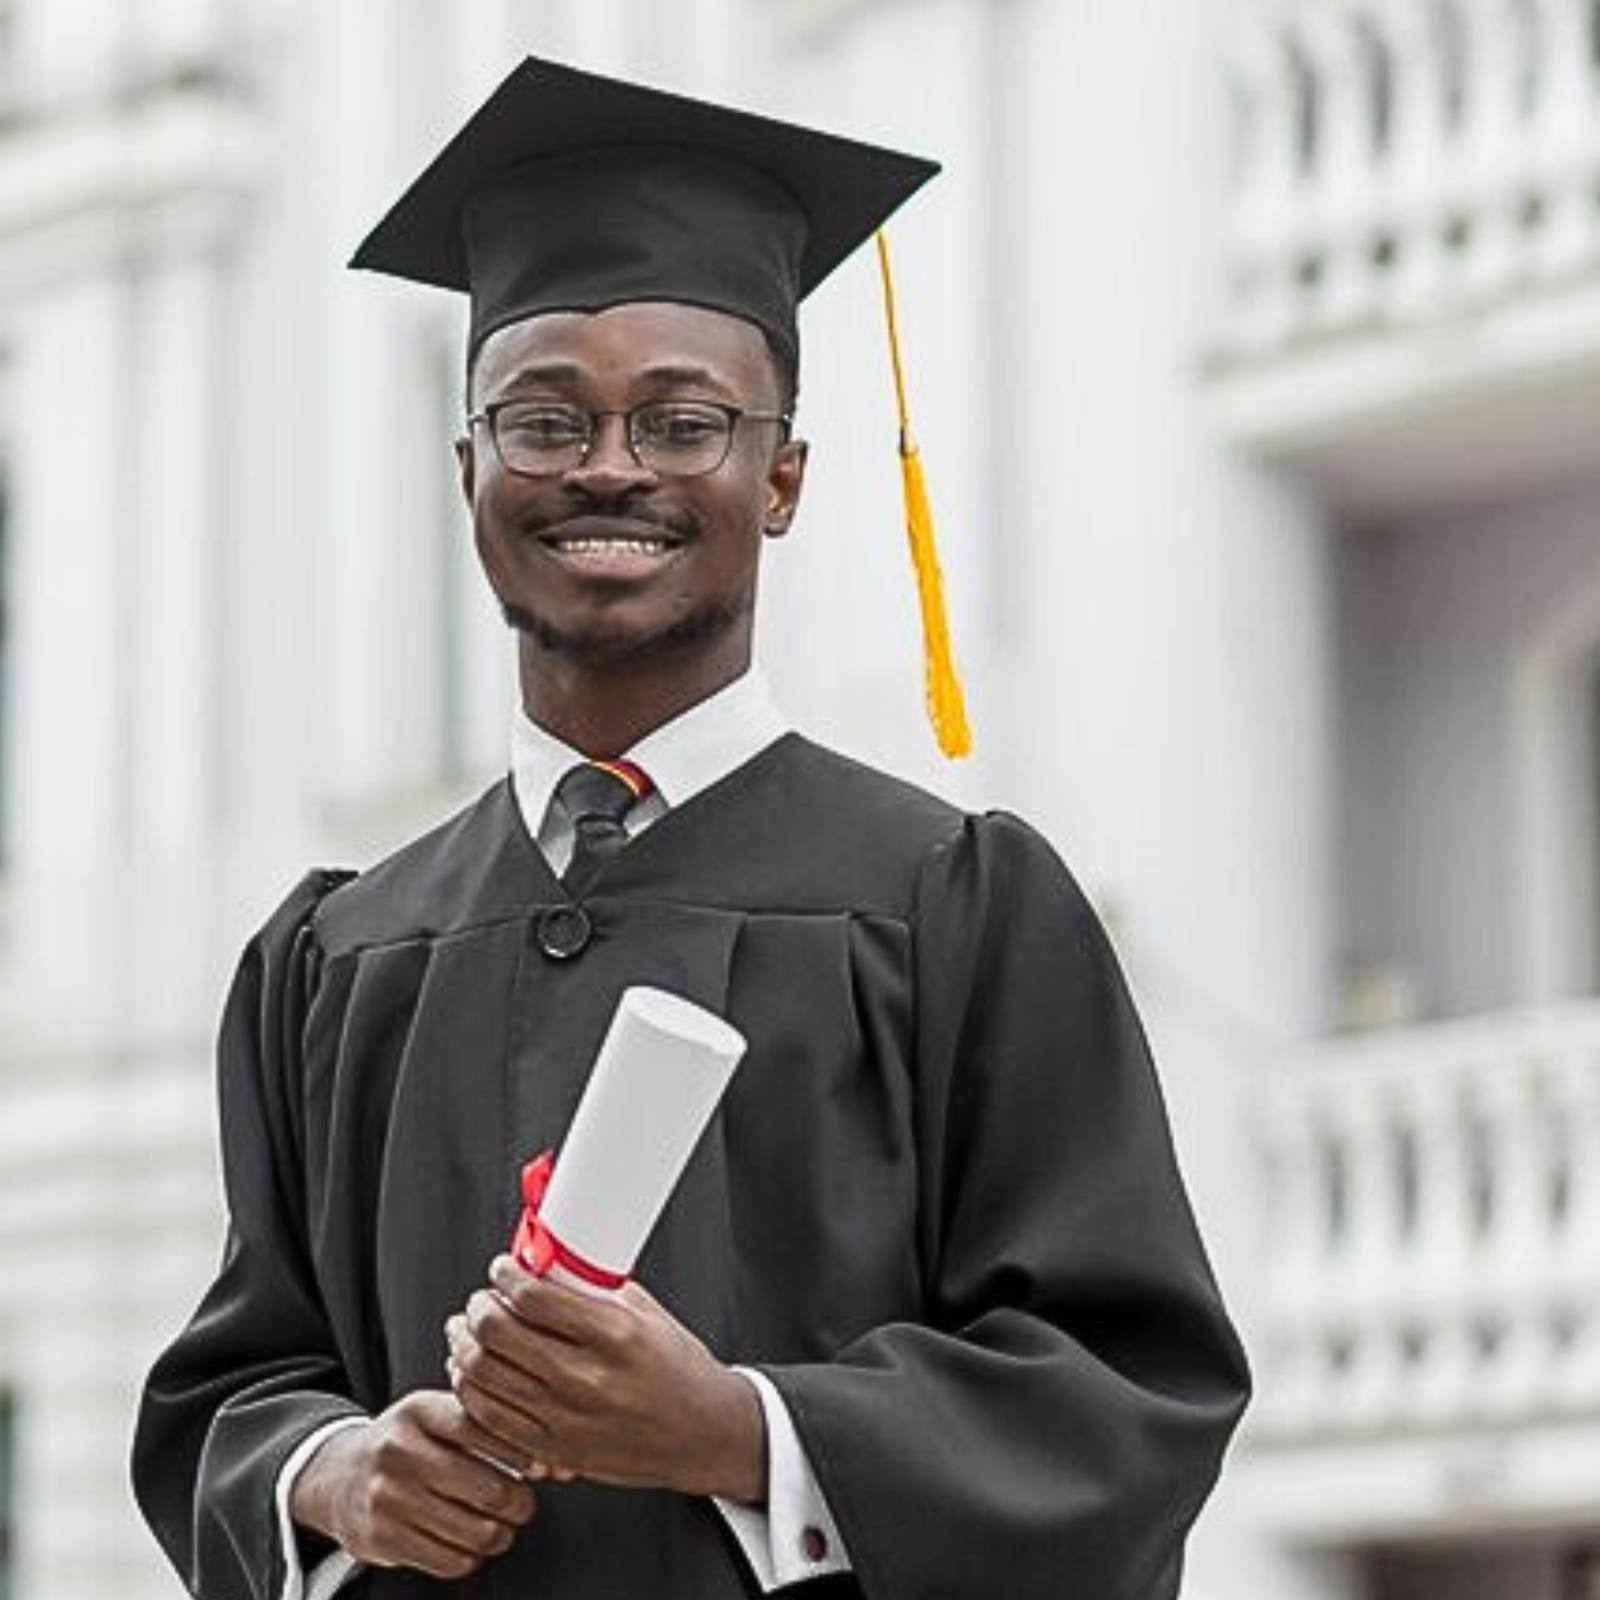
[534,519,688,578]
[546,534,676,556]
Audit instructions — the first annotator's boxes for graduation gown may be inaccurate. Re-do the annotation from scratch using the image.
[131,733,1249,1600]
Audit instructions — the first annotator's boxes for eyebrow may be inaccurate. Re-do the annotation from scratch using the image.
[490,361,740,401]
[492,362,585,393]
[632,363,736,395]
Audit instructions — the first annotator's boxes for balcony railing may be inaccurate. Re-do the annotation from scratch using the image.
[1256,1003,1600,1444]
[1209,1,1600,512]
[1222,0,1600,350]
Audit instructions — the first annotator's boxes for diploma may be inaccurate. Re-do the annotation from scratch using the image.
[512,986,747,1297]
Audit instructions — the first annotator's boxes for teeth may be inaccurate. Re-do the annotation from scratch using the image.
[553,537,670,555]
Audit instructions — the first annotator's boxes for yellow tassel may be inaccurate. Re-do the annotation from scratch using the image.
[875,229,972,759]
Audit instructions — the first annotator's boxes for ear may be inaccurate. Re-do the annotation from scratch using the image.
[454,433,476,509]
[763,438,808,540]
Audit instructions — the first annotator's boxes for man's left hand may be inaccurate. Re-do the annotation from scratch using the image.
[446,1255,767,1504]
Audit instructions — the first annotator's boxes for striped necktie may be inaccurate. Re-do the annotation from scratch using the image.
[554,759,654,892]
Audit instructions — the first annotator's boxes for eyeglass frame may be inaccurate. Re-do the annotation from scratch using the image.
[463,398,796,479]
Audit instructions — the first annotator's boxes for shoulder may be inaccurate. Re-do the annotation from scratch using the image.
[782,735,964,847]
[305,780,538,957]
[913,806,1093,921]
[771,737,1072,919]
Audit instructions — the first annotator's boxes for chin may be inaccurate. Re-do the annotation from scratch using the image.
[502,598,747,666]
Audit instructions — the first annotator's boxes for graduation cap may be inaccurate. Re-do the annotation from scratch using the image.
[351,55,971,757]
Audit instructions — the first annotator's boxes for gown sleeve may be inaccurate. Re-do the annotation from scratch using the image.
[759,812,1251,1600]
[131,869,365,1600]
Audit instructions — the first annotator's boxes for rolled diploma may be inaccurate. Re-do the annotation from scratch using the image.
[537,985,746,1297]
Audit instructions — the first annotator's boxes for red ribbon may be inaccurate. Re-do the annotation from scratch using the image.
[510,1149,629,1291]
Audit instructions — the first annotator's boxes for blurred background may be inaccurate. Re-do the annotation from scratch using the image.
[1,1,1599,1597]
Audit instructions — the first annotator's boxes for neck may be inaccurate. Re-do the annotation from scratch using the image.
[518,636,751,759]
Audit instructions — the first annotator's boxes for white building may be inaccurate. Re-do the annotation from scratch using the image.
[0,3,1596,1599]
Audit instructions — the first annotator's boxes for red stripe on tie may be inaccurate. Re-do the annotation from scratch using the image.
[590,758,653,802]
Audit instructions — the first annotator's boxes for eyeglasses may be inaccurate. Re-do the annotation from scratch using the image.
[465,399,794,479]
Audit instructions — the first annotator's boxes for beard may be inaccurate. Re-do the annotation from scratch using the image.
[484,496,758,665]
[499,591,752,665]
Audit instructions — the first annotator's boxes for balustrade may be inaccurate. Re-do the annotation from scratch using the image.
[1223,0,1600,352]
[1257,1005,1600,1439]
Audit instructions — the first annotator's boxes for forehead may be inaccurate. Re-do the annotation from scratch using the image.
[473,301,774,397]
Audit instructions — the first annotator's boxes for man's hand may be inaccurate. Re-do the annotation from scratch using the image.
[289,1390,537,1580]
[445,1255,767,1504]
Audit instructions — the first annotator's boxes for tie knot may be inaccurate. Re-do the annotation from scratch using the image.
[554,759,654,827]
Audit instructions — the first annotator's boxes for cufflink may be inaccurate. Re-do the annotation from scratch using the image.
[800,1526,828,1563]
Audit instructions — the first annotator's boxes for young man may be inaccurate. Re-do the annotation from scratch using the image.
[132,57,1249,1600]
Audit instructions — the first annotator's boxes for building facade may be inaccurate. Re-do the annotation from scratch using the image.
[0,2,1595,1598]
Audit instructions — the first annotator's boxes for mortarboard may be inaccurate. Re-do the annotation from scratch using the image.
[350,55,971,757]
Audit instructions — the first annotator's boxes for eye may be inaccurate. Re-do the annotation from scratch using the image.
[634,403,726,447]
[497,404,588,446]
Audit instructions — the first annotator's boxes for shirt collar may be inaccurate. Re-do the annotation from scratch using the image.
[510,669,791,832]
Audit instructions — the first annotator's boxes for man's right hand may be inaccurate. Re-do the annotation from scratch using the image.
[289,1391,538,1580]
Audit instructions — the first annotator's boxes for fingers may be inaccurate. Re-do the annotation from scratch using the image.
[411,1388,521,1464]
[447,1314,551,1416]
[487,1255,618,1341]
[445,1263,697,1495]
[378,1392,537,1528]
[438,1321,587,1485]
[403,1486,524,1562]
[464,1282,618,1410]
[307,1390,543,1581]
[415,1388,543,1491]
[367,1522,489,1582]
[436,1451,538,1528]
[458,1376,557,1465]
[617,1279,663,1315]
[464,1288,561,1387]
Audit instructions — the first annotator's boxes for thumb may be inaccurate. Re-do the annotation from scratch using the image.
[618,1278,668,1318]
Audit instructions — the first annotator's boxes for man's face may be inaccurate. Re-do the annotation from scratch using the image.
[457,301,806,671]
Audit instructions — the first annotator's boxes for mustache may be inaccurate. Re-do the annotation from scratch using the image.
[523,499,700,542]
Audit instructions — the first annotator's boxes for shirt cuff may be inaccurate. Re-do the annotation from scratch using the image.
[275,1416,369,1600]
[712,1367,851,1591]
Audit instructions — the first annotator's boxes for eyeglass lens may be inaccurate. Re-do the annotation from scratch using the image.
[492,402,738,476]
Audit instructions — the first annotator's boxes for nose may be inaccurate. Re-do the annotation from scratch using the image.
[564,412,656,497]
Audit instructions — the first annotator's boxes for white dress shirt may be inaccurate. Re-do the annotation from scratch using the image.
[276,670,849,1599]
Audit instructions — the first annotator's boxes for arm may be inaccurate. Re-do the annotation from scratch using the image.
[446,1261,849,1594]
[446,1278,851,1591]
[713,1369,851,1590]
[130,873,534,1600]
[131,873,370,1600]
[445,1270,764,1501]
[754,813,1251,1600]
[287,1391,534,1579]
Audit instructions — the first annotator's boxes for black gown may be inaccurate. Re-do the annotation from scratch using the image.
[131,733,1250,1600]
